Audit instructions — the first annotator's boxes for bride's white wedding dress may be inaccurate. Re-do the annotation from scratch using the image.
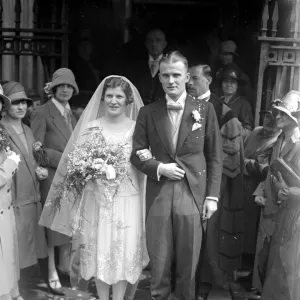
[72,119,148,285]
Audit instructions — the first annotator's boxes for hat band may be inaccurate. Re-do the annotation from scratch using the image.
[9,92,32,101]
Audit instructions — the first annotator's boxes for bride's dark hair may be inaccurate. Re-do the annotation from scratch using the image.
[101,76,134,105]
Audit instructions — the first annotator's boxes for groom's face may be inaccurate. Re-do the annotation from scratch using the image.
[159,61,190,101]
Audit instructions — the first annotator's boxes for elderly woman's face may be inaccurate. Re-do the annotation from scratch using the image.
[222,78,238,96]
[275,110,296,129]
[104,86,127,118]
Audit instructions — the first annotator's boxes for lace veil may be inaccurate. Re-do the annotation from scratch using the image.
[39,75,146,236]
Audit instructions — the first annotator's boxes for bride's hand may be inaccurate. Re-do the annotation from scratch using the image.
[136,149,152,161]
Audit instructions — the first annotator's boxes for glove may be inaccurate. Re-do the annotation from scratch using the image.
[7,151,21,165]
[271,171,289,192]
[35,166,48,180]
[255,196,266,206]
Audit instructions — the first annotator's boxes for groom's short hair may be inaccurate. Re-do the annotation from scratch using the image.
[159,50,188,71]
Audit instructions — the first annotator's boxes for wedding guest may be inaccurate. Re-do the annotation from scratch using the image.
[22,89,41,127]
[126,28,167,105]
[71,39,100,91]
[131,51,223,300]
[187,63,243,299]
[69,91,92,121]
[0,81,63,295]
[31,68,78,289]
[39,76,149,300]
[243,108,280,263]
[255,91,300,299]
[0,87,23,300]
[218,64,253,138]
[212,40,254,106]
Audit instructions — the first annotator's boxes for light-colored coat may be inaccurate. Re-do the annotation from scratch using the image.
[0,154,19,297]
[31,99,77,246]
[0,122,48,268]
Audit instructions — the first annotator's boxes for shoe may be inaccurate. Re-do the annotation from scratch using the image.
[47,280,65,296]
[38,257,65,296]
[196,293,208,300]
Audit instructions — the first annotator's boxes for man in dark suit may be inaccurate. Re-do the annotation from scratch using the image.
[127,28,167,105]
[187,63,244,300]
[130,51,223,300]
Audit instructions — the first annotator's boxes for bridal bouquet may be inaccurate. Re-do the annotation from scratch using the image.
[66,126,128,200]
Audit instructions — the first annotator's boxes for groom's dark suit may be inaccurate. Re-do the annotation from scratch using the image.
[131,94,222,300]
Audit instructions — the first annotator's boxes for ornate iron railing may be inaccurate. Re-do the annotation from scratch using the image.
[0,0,69,90]
[255,0,300,125]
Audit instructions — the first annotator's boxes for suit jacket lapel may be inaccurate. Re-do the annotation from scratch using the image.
[151,100,175,157]
[6,124,36,182]
[176,95,197,153]
[48,101,71,142]
[70,113,77,130]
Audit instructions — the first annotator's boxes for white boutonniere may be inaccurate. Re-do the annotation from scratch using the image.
[192,109,202,131]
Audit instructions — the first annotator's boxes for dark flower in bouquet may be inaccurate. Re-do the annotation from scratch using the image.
[33,141,49,167]
[32,141,49,180]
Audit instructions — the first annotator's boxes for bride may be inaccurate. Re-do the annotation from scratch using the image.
[39,76,149,300]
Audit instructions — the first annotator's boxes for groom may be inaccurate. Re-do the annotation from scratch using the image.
[131,51,222,300]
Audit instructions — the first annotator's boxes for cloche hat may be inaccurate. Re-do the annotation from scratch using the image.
[217,64,246,85]
[220,40,238,55]
[0,84,10,107]
[2,81,33,107]
[272,90,300,124]
[47,68,79,95]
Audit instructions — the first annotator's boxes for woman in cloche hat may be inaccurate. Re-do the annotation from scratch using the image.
[0,81,64,296]
[218,64,254,138]
[256,90,300,299]
[0,84,23,300]
[31,68,79,292]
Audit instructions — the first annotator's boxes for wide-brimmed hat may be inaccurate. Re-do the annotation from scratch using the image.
[220,40,238,55]
[2,81,33,107]
[217,64,247,85]
[48,68,79,95]
[0,84,10,107]
[272,90,300,124]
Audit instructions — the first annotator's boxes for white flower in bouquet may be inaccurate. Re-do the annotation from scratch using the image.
[105,164,116,180]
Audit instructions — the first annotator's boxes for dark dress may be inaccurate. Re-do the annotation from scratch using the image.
[261,131,300,300]
[243,127,280,254]
[221,93,254,138]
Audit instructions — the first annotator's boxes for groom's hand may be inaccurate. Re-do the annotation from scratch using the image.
[202,199,217,220]
[159,163,185,180]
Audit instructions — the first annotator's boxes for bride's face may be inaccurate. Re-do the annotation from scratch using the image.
[104,86,127,117]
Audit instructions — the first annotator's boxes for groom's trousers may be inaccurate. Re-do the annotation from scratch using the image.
[146,178,202,300]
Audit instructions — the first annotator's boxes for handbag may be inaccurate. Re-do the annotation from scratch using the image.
[270,156,300,188]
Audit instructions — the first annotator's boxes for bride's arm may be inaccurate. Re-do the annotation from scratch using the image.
[130,107,160,180]
[137,149,152,161]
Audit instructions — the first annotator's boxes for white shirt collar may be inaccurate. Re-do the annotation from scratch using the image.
[166,90,187,107]
[149,53,163,63]
[52,97,71,116]
[197,90,211,101]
